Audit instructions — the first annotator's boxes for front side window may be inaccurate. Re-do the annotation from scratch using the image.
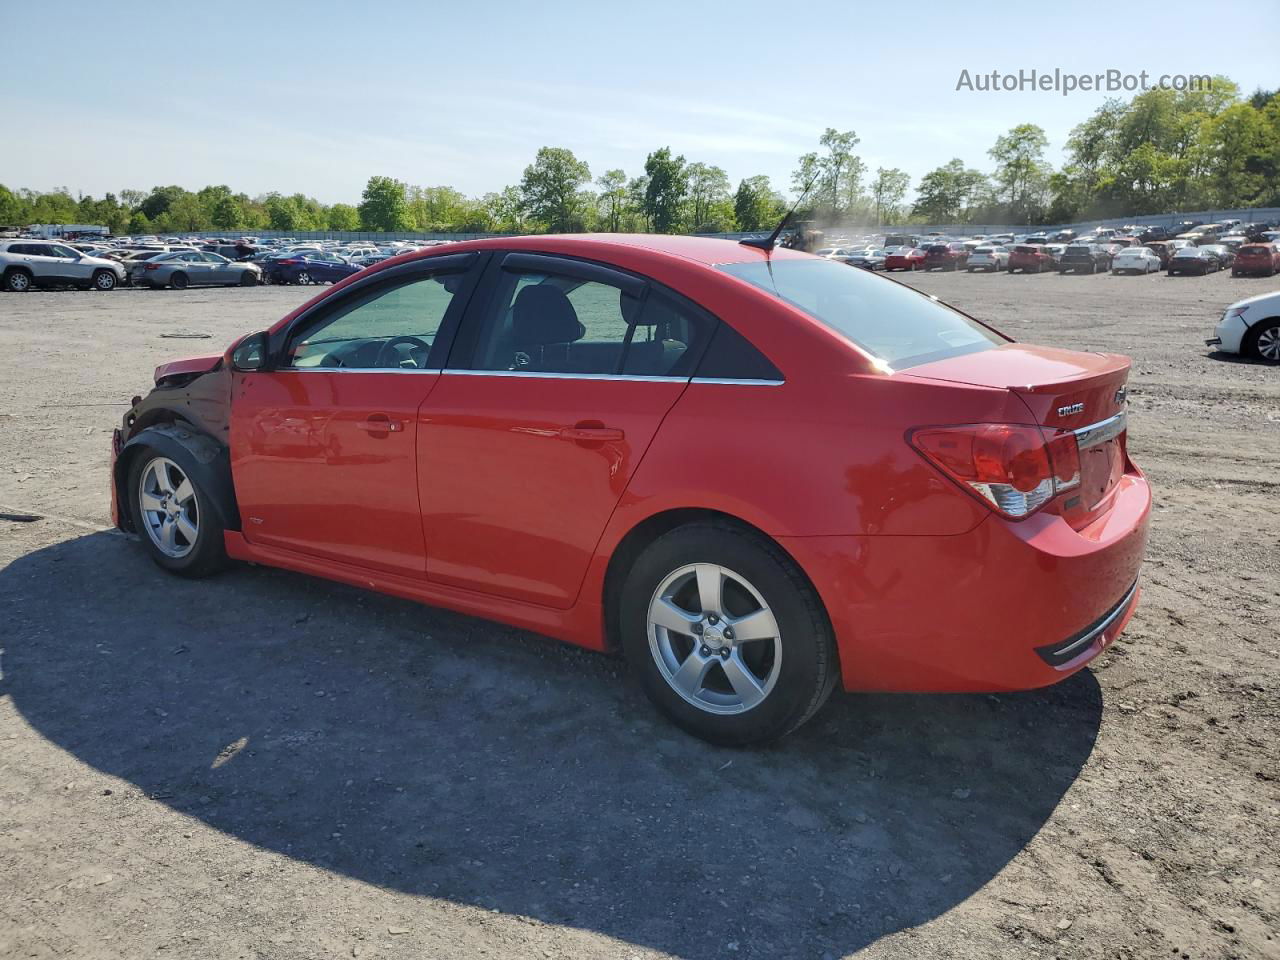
[286,273,462,370]
[47,244,78,259]
[461,268,707,377]
[719,258,1005,370]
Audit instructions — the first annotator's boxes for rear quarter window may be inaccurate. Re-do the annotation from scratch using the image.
[719,259,1005,370]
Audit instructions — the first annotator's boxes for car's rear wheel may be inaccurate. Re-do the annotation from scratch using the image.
[239,270,258,286]
[4,268,32,292]
[620,522,837,746]
[296,270,312,285]
[128,451,229,577]
[169,272,189,290]
[1247,321,1280,362]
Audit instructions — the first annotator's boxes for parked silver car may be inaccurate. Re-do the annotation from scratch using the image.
[0,239,127,291]
[132,250,262,289]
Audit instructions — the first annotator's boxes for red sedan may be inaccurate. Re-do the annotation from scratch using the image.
[110,235,1149,745]
[1233,243,1280,277]
[883,246,926,271]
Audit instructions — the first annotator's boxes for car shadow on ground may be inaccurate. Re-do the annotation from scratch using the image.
[1,531,1103,959]
[1207,349,1272,366]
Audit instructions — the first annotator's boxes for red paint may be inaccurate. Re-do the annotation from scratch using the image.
[131,234,1149,693]
[154,354,221,383]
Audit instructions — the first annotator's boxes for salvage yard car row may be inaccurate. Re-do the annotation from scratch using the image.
[0,233,455,292]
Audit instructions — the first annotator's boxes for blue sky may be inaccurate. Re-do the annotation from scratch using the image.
[4,2,1275,205]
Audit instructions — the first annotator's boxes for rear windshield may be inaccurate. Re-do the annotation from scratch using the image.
[719,259,1005,370]
[1240,245,1270,255]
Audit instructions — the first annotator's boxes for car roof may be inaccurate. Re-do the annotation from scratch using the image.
[431,233,814,267]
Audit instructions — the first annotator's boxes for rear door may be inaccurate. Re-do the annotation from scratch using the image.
[229,254,481,575]
[418,252,712,607]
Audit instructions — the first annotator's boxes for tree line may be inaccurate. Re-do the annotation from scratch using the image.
[2,77,1275,235]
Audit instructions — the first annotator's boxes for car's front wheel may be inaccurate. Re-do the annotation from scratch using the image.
[92,269,117,291]
[127,449,229,577]
[621,522,838,745]
[1247,320,1280,362]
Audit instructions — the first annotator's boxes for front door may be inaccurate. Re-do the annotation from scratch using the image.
[419,254,711,608]
[230,262,475,576]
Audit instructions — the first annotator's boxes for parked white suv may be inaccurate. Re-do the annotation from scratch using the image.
[1207,290,1280,361]
[0,240,127,292]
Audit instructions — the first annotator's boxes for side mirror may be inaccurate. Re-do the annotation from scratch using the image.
[231,331,270,372]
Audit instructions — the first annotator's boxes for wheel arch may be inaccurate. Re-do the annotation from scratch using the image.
[599,506,834,658]
[1245,314,1280,359]
[115,421,239,534]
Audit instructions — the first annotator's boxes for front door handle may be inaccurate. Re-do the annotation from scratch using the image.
[559,422,624,443]
[358,414,404,433]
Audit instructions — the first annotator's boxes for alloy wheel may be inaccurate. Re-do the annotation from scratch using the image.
[1257,325,1280,361]
[7,272,30,291]
[138,456,199,558]
[647,563,782,715]
[296,270,311,285]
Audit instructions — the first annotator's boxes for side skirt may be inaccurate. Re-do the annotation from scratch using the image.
[223,532,607,652]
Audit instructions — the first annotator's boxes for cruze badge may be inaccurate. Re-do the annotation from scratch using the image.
[1114,386,1128,406]
[1057,402,1085,417]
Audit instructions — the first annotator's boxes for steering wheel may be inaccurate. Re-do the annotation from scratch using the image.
[374,336,432,369]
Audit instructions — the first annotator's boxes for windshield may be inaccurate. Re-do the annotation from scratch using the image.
[719,259,1005,370]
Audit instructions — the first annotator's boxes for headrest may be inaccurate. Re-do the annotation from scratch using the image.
[619,290,644,325]
[512,284,584,345]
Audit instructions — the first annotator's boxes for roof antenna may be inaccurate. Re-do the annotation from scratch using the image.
[739,171,821,252]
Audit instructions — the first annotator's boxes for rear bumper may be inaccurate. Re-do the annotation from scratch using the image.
[779,469,1151,693]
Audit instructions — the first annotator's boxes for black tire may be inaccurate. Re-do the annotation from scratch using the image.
[169,272,189,290]
[239,270,258,286]
[1244,319,1280,363]
[126,441,230,578]
[4,268,33,292]
[620,522,838,746]
[92,269,116,291]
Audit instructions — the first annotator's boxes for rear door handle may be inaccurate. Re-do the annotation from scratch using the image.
[559,423,624,443]
[358,414,405,433]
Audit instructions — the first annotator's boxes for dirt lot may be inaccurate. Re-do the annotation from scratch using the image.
[1,268,1277,960]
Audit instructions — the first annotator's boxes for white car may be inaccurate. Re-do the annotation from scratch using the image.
[1207,290,1280,361]
[1111,247,1162,275]
[965,245,1009,272]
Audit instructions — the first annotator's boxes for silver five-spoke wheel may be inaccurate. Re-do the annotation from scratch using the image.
[138,456,199,558]
[648,562,781,715]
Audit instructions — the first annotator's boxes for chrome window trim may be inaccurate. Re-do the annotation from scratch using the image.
[689,377,785,386]
[277,366,444,375]
[1074,411,1126,450]
[442,369,686,383]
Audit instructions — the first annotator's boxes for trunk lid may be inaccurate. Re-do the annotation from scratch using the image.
[903,343,1131,521]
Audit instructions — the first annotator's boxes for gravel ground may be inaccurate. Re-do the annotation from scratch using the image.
[1,268,1277,960]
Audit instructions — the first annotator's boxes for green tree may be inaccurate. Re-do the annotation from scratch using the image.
[518,147,591,232]
[733,175,782,231]
[988,124,1051,223]
[210,194,245,230]
[869,168,910,224]
[327,203,360,231]
[596,169,627,232]
[642,147,687,233]
[139,185,187,221]
[911,159,988,223]
[358,176,410,231]
[684,162,732,231]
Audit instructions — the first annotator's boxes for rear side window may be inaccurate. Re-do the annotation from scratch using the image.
[718,259,1004,370]
[459,265,708,377]
[695,322,783,382]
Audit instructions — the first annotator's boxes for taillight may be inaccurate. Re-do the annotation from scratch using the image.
[279,258,301,265]
[143,263,159,270]
[909,423,1081,520]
